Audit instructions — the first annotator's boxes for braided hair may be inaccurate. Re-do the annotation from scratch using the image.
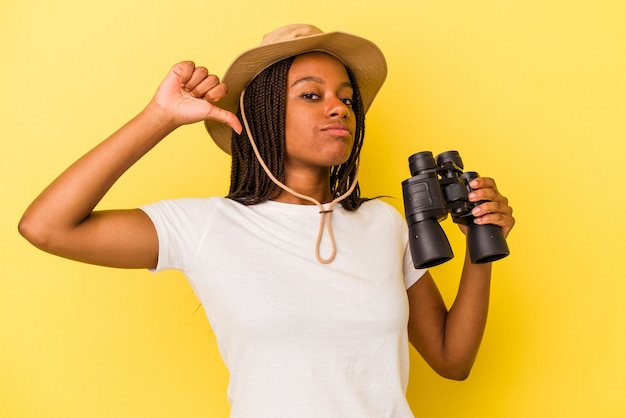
[227,53,367,211]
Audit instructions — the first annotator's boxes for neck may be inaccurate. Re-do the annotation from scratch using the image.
[272,168,333,204]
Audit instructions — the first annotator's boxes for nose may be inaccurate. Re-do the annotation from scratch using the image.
[327,97,350,119]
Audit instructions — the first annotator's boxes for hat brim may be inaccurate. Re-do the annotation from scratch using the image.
[204,30,387,155]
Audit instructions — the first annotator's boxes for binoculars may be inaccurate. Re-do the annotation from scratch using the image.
[402,150,509,269]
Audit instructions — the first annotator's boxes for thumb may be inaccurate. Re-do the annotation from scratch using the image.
[205,104,243,134]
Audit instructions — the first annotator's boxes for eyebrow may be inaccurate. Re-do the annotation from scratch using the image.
[290,76,353,89]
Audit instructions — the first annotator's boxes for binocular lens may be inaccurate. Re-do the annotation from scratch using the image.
[408,151,436,176]
[467,223,510,264]
[435,150,464,169]
[408,219,454,269]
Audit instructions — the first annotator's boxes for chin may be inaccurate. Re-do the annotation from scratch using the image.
[328,155,352,168]
[329,144,354,165]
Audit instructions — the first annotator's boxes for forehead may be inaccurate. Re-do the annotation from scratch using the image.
[288,52,351,81]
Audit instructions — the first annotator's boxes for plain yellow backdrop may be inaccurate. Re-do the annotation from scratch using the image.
[2,0,625,417]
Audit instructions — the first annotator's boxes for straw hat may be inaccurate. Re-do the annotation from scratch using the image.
[204,23,388,154]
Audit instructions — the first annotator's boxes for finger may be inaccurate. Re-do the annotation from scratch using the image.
[468,177,508,203]
[205,105,243,134]
[474,212,516,237]
[203,81,228,103]
[469,177,498,193]
[183,67,211,94]
[472,200,512,218]
[171,61,196,86]
[469,188,508,205]
[187,76,223,101]
[473,212,513,228]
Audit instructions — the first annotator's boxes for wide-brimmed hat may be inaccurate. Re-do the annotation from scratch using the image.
[204,23,388,154]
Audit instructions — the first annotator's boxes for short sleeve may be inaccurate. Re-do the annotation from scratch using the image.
[377,200,427,289]
[403,243,426,289]
[139,198,216,272]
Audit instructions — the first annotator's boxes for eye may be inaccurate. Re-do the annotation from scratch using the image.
[302,93,320,101]
[340,97,353,106]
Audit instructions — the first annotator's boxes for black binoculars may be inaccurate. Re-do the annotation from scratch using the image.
[402,150,509,269]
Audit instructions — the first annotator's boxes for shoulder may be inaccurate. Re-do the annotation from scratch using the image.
[140,196,236,224]
[359,198,405,225]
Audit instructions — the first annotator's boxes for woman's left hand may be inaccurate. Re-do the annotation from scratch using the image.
[462,177,515,238]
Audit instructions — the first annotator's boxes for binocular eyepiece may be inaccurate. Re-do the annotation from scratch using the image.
[401,150,510,269]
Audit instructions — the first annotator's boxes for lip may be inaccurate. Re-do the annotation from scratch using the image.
[322,123,352,137]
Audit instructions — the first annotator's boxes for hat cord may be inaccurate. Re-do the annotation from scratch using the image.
[238,89,360,264]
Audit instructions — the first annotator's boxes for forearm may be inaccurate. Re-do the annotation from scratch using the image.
[441,250,492,378]
[19,103,176,242]
[19,61,241,267]
[408,176,513,380]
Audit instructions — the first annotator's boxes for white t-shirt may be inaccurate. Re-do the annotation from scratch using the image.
[141,197,426,418]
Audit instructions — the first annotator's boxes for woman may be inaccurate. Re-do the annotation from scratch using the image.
[19,24,515,417]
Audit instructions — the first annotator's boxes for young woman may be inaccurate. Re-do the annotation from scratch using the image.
[19,24,515,418]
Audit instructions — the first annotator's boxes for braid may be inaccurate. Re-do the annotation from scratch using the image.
[227,57,294,204]
[227,55,369,211]
[331,67,367,211]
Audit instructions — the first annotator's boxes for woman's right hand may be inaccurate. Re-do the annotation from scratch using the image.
[19,61,245,269]
[148,61,242,133]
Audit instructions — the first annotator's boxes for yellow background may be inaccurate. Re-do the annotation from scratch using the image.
[2,0,625,417]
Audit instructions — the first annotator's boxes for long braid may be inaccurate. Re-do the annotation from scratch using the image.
[227,57,294,204]
[227,55,368,212]
[330,67,366,211]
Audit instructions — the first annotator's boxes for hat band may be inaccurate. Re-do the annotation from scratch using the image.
[239,88,360,264]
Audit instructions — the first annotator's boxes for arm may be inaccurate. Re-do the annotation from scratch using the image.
[18,61,242,269]
[407,176,514,380]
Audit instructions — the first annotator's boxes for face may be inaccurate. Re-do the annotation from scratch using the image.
[284,52,357,173]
